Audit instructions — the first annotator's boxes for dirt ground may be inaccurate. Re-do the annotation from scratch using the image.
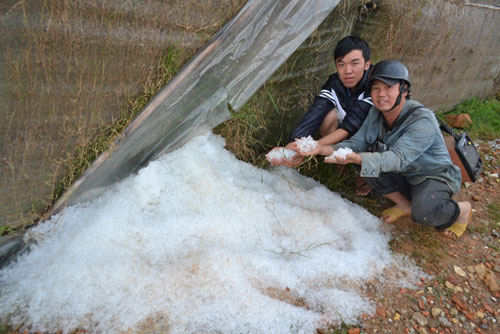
[328,138,500,334]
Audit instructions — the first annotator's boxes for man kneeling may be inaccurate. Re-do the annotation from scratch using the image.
[299,60,471,238]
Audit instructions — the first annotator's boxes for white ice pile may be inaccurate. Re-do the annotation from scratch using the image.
[327,147,354,160]
[295,135,318,152]
[0,132,425,334]
[265,147,297,162]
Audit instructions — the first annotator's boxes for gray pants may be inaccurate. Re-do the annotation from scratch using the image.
[363,172,459,230]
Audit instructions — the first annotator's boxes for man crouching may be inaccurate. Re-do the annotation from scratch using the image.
[299,60,472,238]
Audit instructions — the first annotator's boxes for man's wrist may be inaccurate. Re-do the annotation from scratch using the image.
[355,153,362,164]
[322,146,334,156]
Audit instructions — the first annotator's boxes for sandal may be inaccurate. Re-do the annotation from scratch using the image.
[380,206,410,223]
[442,210,472,239]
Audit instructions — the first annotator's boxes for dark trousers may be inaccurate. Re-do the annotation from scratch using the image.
[363,172,460,230]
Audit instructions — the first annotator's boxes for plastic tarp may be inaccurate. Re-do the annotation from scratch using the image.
[49,0,341,215]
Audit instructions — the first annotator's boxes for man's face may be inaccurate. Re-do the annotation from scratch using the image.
[335,50,370,91]
[370,79,406,112]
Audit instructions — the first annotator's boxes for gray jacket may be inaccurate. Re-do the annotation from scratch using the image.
[333,100,461,194]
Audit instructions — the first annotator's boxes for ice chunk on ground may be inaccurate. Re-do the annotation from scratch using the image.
[327,147,353,160]
[0,132,425,334]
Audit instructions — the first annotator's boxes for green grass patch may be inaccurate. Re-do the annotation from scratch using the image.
[0,226,9,236]
[441,97,500,140]
[489,202,500,222]
[407,225,439,245]
[469,225,489,234]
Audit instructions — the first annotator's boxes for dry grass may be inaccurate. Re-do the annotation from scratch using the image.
[0,0,247,229]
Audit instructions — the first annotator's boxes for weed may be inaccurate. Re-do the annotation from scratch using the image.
[408,226,434,245]
[389,238,401,252]
[318,320,360,334]
[489,202,500,221]
[469,225,488,234]
[414,0,429,20]
[487,203,500,251]
[263,240,338,259]
[0,324,10,334]
[410,249,426,262]
[266,89,280,116]
[443,288,454,298]
[214,98,270,167]
[0,226,9,236]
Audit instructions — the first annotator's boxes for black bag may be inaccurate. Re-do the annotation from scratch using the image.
[438,118,483,182]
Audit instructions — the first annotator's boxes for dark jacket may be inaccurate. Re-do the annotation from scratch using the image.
[289,68,373,142]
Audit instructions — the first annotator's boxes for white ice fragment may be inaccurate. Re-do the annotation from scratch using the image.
[327,147,353,160]
[295,136,318,153]
[266,147,297,162]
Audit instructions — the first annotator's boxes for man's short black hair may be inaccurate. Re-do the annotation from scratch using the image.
[334,36,371,62]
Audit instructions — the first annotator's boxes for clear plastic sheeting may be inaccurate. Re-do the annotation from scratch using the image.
[49,0,341,215]
[464,0,500,10]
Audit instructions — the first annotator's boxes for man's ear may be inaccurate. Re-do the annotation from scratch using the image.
[401,87,409,98]
[364,60,371,70]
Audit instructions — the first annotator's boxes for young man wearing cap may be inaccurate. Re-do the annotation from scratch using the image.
[299,60,472,238]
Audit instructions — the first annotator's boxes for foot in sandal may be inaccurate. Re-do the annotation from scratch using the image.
[380,206,411,224]
[442,201,472,238]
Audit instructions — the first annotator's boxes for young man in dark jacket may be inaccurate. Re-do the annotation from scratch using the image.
[269,36,373,170]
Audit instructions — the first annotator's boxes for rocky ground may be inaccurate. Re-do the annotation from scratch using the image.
[324,138,500,334]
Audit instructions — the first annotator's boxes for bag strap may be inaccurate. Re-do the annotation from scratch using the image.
[437,117,461,141]
[389,105,420,130]
[385,105,458,141]
[389,106,462,143]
